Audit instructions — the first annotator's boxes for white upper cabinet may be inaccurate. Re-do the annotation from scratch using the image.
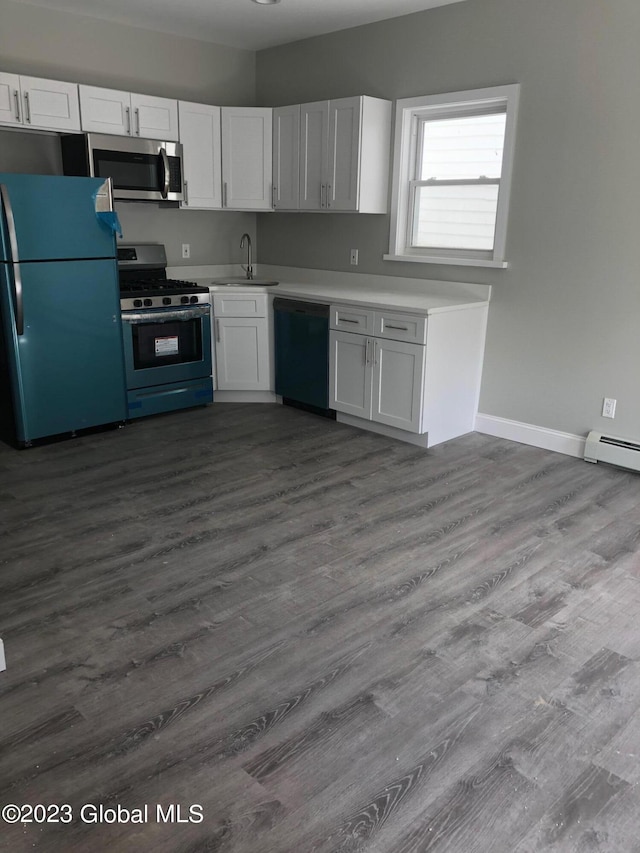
[272,104,300,210]
[299,101,329,210]
[178,101,222,210]
[221,107,273,211]
[298,95,392,213]
[79,86,131,136]
[79,85,179,141]
[0,73,20,127]
[327,97,361,211]
[132,93,179,141]
[0,73,80,132]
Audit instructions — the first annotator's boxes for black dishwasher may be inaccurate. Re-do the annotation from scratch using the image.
[273,298,334,416]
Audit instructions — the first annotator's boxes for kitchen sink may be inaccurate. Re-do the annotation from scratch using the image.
[212,277,279,287]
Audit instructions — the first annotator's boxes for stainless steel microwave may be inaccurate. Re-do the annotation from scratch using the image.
[61,133,183,203]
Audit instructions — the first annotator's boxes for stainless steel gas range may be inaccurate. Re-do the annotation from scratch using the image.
[118,243,213,419]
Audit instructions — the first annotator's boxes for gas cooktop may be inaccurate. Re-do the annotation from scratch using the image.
[120,278,207,297]
[118,243,210,309]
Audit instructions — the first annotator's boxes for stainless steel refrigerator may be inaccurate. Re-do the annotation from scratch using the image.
[0,173,127,448]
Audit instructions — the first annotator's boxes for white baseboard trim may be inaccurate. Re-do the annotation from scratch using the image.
[0,639,6,673]
[475,413,585,458]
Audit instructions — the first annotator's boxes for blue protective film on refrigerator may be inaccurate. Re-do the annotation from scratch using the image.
[96,210,123,238]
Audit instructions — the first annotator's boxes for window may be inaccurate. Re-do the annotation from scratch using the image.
[385,85,520,268]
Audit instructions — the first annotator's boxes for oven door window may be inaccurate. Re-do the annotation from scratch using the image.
[132,318,202,369]
[93,149,161,192]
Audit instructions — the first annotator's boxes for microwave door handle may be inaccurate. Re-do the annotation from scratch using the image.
[0,184,24,336]
[159,148,170,199]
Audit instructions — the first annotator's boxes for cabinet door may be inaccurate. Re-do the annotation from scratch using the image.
[131,92,179,141]
[273,105,300,210]
[221,107,273,210]
[329,330,371,419]
[80,85,132,135]
[215,317,270,390]
[0,73,22,127]
[371,338,425,433]
[299,101,328,210]
[179,101,222,210]
[20,76,80,132]
[327,97,361,211]
[213,293,266,318]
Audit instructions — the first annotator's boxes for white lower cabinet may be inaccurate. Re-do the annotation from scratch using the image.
[372,338,425,432]
[330,330,424,433]
[330,303,488,447]
[330,330,371,419]
[212,294,271,391]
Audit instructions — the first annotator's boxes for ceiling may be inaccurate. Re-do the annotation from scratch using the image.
[11,0,467,51]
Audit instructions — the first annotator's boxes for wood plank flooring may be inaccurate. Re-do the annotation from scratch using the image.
[1,403,640,852]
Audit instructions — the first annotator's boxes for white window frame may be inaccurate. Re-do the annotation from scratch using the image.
[384,84,520,269]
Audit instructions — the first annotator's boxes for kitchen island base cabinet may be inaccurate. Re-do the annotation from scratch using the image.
[330,304,488,448]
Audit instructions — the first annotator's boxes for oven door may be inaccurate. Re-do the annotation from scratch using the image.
[121,305,212,390]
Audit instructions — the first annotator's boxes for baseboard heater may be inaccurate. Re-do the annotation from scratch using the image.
[584,430,640,472]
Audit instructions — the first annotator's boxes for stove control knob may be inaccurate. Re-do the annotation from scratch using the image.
[144,298,153,307]
[190,295,199,304]
[181,296,189,304]
[162,297,171,305]
[133,299,143,308]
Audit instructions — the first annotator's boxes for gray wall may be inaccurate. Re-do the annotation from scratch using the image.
[0,0,257,266]
[255,0,640,440]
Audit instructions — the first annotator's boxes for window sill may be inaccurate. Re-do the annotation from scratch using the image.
[383,253,509,269]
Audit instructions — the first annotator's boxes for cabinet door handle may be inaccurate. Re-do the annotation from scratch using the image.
[364,338,370,366]
[338,317,359,324]
[183,180,189,206]
[125,106,131,135]
[373,340,378,365]
[320,183,326,209]
[326,182,332,209]
[272,185,277,208]
[223,182,228,208]
[14,90,21,122]
[385,324,409,331]
[134,107,140,136]
[215,319,221,342]
[23,92,31,124]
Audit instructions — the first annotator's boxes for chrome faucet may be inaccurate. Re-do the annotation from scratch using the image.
[240,233,253,280]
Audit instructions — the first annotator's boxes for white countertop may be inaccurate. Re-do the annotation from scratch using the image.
[167,264,491,316]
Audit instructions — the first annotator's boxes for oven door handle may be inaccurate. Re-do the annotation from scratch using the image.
[121,306,210,323]
[159,148,170,199]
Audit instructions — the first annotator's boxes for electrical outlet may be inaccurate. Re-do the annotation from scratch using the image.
[181,243,191,259]
[602,397,617,418]
[350,248,359,266]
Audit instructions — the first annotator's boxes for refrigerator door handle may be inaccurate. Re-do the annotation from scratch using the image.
[0,184,24,336]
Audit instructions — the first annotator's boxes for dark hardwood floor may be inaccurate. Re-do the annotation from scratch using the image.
[1,403,640,852]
